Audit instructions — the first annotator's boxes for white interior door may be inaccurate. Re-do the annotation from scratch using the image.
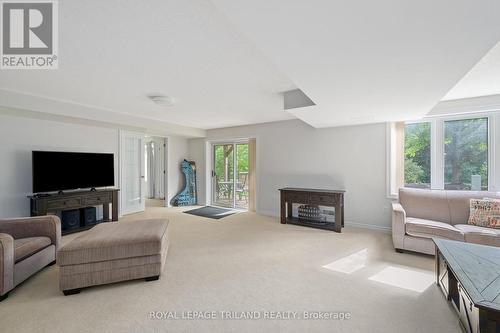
[164,138,168,207]
[155,138,166,199]
[120,131,146,215]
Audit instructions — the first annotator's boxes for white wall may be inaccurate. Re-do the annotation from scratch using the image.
[0,111,390,228]
[0,114,119,218]
[167,136,190,206]
[189,120,392,230]
[0,113,192,217]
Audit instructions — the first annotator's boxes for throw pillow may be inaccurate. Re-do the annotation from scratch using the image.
[468,198,500,228]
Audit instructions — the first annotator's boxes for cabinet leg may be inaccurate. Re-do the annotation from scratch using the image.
[280,194,286,224]
[335,202,342,232]
[103,203,110,221]
[112,193,119,221]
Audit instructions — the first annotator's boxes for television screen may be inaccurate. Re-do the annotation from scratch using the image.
[32,151,114,193]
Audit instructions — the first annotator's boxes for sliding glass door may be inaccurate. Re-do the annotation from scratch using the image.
[212,142,249,209]
[213,144,235,208]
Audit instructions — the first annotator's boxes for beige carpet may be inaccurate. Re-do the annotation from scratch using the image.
[0,207,460,333]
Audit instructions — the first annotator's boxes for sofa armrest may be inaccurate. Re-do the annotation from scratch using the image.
[392,203,406,250]
[0,233,14,296]
[0,216,61,251]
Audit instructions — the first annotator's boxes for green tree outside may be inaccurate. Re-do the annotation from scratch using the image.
[404,122,431,187]
[444,118,488,190]
[214,144,248,182]
[404,118,488,190]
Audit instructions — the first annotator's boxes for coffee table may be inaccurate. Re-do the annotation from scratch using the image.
[434,238,500,333]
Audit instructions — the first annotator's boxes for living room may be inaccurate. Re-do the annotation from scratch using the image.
[1,1,500,333]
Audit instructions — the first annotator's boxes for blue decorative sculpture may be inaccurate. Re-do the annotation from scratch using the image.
[170,159,197,206]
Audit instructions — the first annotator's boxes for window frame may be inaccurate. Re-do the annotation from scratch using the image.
[404,113,495,191]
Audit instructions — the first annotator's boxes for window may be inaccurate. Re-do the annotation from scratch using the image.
[404,122,431,188]
[389,115,495,195]
[444,118,488,190]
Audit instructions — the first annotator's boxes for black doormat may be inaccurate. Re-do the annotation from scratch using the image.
[184,206,237,219]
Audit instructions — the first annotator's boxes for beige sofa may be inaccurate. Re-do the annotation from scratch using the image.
[0,215,61,301]
[392,188,500,255]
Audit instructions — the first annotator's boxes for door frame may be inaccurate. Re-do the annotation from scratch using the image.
[163,137,168,207]
[119,130,146,215]
[211,139,249,209]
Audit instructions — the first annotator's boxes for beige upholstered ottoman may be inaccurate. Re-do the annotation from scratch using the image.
[57,219,169,295]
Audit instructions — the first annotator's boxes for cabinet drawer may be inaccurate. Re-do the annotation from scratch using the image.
[309,194,335,206]
[286,192,308,203]
[47,198,82,210]
[85,193,112,205]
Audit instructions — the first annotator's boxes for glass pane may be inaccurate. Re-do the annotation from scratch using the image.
[404,122,431,188]
[444,118,488,191]
[235,144,249,209]
[213,144,234,207]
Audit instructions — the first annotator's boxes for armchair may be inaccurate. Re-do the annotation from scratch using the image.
[0,215,61,301]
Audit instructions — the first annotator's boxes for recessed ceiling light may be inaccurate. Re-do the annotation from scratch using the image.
[148,95,177,107]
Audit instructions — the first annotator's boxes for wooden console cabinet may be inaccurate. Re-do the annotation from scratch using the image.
[279,188,345,232]
[28,188,119,234]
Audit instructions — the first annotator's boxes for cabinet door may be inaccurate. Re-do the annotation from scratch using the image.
[438,253,449,297]
[458,283,479,333]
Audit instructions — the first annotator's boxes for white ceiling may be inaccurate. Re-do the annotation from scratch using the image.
[0,0,295,131]
[212,0,500,127]
[442,41,500,100]
[1,0,500,133]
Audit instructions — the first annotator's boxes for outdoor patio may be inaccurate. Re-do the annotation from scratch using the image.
[214,171,249,209]
[213,143,249,209]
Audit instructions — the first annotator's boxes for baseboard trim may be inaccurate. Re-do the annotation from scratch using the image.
[345,222,392,233]
[257,209,278,217]
[256,209,392,233]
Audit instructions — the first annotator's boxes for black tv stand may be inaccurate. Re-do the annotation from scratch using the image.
[28,188,120,235]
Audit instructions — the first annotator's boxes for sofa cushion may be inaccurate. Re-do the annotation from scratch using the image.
[405,217,464,241]
[455,224,500,247]
[399,188,451,224]
[468,199,500,228]
[447,191,500,225]
[57,219,169,266]
[14,236,52,263]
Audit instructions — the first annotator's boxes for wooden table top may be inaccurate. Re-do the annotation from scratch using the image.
[434,238,500,312]
[279,187,345,194]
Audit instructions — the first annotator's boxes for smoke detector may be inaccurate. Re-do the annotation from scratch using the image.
[148,95,177,107]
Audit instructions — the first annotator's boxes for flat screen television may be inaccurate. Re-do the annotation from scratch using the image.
[32,151,114,193]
